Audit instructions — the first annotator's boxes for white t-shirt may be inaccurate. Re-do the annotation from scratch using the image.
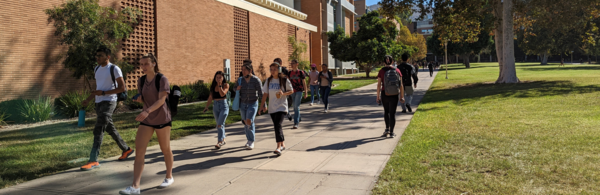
[262,77,293,114]
[94,63,123,103]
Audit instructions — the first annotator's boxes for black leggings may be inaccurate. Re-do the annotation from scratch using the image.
[381,94,399,133]
[270,112,286,142]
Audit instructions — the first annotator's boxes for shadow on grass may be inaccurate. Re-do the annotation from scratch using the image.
[425,81,600,104]
[521,65,600,71]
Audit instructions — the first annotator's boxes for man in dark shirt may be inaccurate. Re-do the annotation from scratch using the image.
[398,54,419,113]
[428,61,434,77]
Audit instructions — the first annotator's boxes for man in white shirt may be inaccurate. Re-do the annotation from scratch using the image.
[80,47,133,171]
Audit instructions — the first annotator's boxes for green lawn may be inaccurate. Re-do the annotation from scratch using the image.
[0,79,375,189]
[373,62,600,194]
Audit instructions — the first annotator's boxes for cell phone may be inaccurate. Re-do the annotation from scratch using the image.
[133,94,141,100]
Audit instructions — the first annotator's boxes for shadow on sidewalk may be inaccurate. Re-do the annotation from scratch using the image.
[306,137,388,152]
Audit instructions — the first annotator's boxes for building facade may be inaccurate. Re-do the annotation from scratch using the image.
[0,0,319,101]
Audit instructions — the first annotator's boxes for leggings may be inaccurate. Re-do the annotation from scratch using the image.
[381,94,399,133]
[270,112,286,142]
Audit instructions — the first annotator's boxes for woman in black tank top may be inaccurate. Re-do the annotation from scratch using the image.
[203,71,230,149]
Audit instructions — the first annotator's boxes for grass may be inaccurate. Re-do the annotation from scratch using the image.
[0,79,376,189]
[373,62,600,194]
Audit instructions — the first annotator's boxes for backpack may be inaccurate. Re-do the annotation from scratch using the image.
[95,65,127,101]
[139,73,181,116]
[383,67,401,96]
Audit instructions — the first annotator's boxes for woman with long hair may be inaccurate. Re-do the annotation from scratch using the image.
[318,64,333,113]
[120,53,174,194]
[235,62,263,150]
[308,63,320,106]
[259,62,294,156]
[203,71,230,149]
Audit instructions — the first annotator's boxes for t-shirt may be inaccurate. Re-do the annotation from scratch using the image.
[137,75,171,125]
[262,77,294,114]
[377,66,403,89]
[94,63,123,103]
[309,70,320,86]
[288,70,306,92]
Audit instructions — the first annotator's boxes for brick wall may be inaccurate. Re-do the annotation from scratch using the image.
[156,0,234,84]
[249,12,289,69]
[301,0,323,68]
[0,0,123,101]
[296,28,311,63]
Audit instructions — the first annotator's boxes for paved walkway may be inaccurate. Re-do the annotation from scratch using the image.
[0,70,437,195]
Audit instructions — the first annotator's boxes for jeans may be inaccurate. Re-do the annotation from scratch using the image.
[310,85,320,103]
[270,112,286,142]
[319,86,331,110]
[240,101,258,142]
[291,92,303,124]
[89,101,129,162]
[213,99,229,142]
[400,86,414,110]
[381,94,399,133]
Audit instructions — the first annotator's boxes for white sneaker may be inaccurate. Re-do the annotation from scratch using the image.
[310,103,313,106]
[158,178,174,189]
[119,186,140,195]
[245,141,250,148]
[246,142,254,150]
[324,109,328,113]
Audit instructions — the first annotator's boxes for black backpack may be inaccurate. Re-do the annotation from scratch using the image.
[95,65,127,101]
[139,73,181,116]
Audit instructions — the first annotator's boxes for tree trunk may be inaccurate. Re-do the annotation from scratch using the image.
[496,0,519,83]
[541,51,548,65]
[364,63,372,78]
[493,0,505,82]
[462,53,471,68]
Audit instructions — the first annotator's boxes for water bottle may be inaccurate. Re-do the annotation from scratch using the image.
[78,109,86,127]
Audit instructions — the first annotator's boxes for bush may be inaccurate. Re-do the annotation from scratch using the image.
[179,84,199,103]
[19,96,53,123]
[54,90,95,118]
[192,80,211,101]
[123,89,143,110]
[0,112,9,126]
[0,99,25,124]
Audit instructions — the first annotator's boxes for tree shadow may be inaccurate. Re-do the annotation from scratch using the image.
[424,80,600,104]
[521,66,600,71]
[306,137,388,152]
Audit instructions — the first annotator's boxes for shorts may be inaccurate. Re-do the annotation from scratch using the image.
[403,86,414,95]
[140,121,172,129]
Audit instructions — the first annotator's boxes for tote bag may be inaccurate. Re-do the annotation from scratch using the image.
[232,77,241,111]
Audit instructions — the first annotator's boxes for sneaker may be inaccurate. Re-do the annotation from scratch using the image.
[287,114,292,121]
[158,177,174,189]
[310,103,313,106]
[246,142,254,150]
[245,141,250,148]
[407,104,412,113]
[401,110,407,113]
[274,149,282,156]
[292,124,298,129]
[382,129,390,137]
[280,146,286,151]
[80,162,100,171]
[118,148,134,161]
[390,133,397,138]
[119,186,140,195]
[324,109,328,113]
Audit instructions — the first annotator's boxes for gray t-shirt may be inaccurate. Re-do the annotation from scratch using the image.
[262,77,293,114]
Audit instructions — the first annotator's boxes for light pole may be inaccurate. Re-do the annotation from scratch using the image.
[444,39,448,79]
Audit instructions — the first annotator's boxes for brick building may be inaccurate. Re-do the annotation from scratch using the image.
[0,0,336,101]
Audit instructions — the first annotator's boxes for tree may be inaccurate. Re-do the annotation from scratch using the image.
[427,30,493,68]
[288,36,310,70]
[396,23,427,61]
[327,11,415,77]
[45,0,142,90]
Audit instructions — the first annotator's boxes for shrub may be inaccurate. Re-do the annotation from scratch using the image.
[191,80,211,101]
[54,90,95,118]
[0,112,9,127]
[123,89,143,110]
[179,84,199,103]
[19,96,53,123]
[0,99,25,123]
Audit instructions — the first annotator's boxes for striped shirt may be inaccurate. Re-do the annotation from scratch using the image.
[236,75,263,104]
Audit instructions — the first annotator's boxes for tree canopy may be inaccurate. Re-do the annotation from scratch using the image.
[45,0,142,90]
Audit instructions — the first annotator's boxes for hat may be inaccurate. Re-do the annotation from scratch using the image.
[310,63,317,68]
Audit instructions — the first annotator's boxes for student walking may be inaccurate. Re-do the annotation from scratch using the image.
[376,55,405,138]
[81,47,133,171]
[308,63,320,106]
[259,62,294,156]
[428,61,434,77]
[287,60,308,129]
[319,64,333,113]
[120,53,174,195]
[274,58,293,121]
[235,62,263,150]
[398,54,419,113]
[203,71,230,149]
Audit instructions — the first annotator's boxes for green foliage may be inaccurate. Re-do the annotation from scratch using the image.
[45,0,142,89]
[179,84,200,103]
[123,89,143,110]
[193,80,211,101]
[327,10,415,77]
[0,112,9,127]
[427,30,493,67]
[54,90,95,118]
[288,36,310,70]
[19,96,54,123]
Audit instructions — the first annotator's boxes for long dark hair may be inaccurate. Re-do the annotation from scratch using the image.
[239,63,255,78]
[141,53,159,72]
[210,71,227,92]
[267,62,287,90]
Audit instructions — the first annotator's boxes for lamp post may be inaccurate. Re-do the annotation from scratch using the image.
[444,39,448,79]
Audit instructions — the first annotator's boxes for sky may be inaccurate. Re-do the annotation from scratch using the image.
[365,0,381,6]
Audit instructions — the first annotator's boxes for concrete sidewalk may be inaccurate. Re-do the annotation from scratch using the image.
[0,70,437,195]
